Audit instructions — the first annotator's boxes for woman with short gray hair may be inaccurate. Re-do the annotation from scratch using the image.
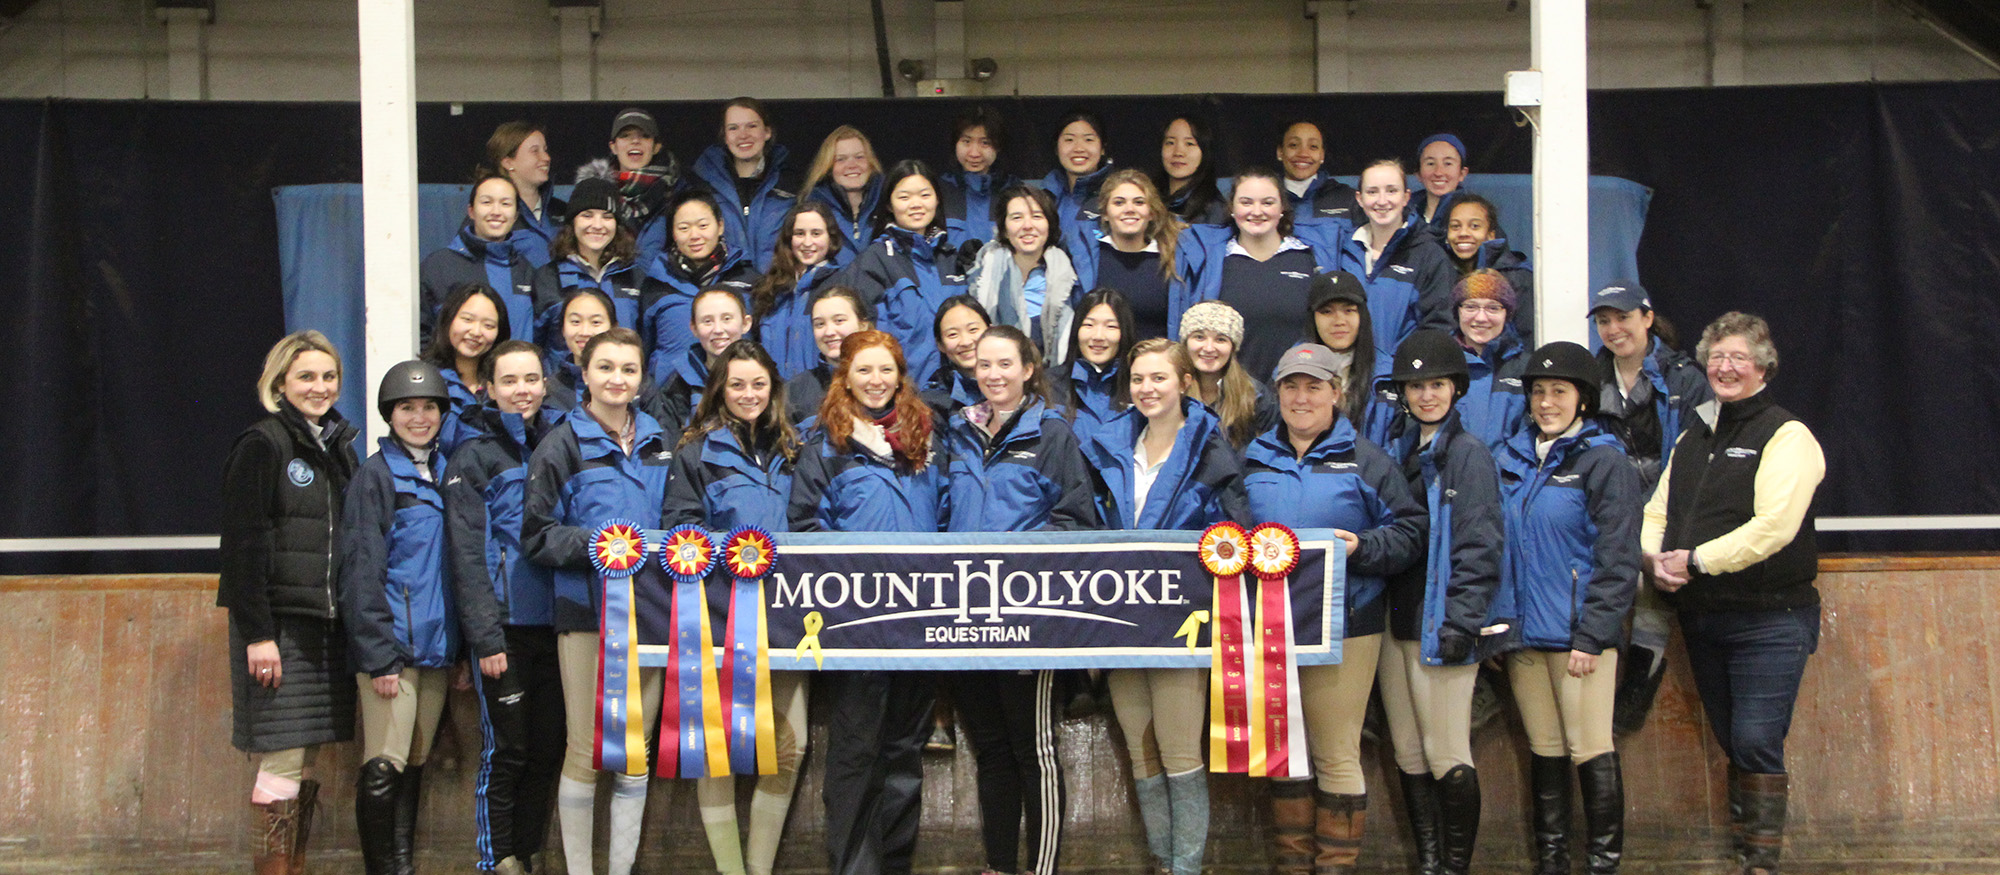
[1643,311,1824,875]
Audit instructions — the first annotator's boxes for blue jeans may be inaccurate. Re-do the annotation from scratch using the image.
[1679,605,1820,774]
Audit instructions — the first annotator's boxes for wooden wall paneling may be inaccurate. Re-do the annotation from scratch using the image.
[0,591,56,846]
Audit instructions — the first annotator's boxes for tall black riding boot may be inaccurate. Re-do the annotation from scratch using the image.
[355,757,402,875]
[1576,753,1624,875]
[1397,771,1442,875]
[1529,754,1571,875]
[1739,771,1788,875]
[1434,765,1480,875]
[392,763,423,875]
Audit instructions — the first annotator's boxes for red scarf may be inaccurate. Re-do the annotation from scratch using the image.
[871,404,906,459]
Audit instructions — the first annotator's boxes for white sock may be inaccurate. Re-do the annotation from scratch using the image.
[607,772,650,875]
[557,775,596,875]
[698,776,747,875]
[743,780,798,875]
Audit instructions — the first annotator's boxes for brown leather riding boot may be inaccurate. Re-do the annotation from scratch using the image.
[251,797,301,875]
[1312,789,1367,875]
[289,779,319,875]
[1270,779,1317,875]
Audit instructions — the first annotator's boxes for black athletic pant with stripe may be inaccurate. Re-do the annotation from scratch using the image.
[471,625,566,870]
[953,669,1067,875]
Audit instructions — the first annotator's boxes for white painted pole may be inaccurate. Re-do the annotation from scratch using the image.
[358,0,421,447]
[1303,1,1352,94]
[1530,0,1589,347]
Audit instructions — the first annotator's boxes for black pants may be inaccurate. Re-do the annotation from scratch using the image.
[954,669,1065,875]
[823,670,936,875]
[472,625,567,870]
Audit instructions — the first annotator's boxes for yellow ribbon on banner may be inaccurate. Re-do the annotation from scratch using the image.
[753,579,778,774]
[1176,610,1211,651]
[795,611,824,669]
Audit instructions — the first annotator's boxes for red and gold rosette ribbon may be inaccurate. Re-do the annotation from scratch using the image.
[657,526,729,778]
[1199,522,1256,773]
[1246,523,1309,778]
[719,527,779,776]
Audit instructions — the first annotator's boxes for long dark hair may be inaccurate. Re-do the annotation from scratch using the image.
[976,324,1050,409]
[1063,288,1138,414]
[1153,114,1222,222]
[1303,294,1378,427]
[678,339,799,461]
[550,208,637,266]
[872,159,947,237]
[751,201,845,320]
[425,282,513,374]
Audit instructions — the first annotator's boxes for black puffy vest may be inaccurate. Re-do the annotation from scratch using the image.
[250,408,359,619]
[1659,392,1819,612]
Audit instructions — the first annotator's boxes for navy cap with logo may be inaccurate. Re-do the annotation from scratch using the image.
[1590,281,1651,314]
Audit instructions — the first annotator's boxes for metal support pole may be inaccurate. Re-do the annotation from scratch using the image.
[1706,0,1746,87]
[1303,1,1352,93]
[555,6,600,101]
[157,7,210,100]
[1529,0,1589,346]
[357,0,420,446]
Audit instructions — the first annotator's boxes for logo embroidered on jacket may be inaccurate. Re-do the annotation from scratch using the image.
[1501,377,1523,387]
[1724,447,1759,459]
[1280,271,1311,279]
[286,459,315,487]
[1551,474,1581,483]
[653,450,673,461]
[1445,488,1458,498]
[516,285,532,293]
[1009,451,1037,460]
[1390,265,1414,275]
[445,476,463,486]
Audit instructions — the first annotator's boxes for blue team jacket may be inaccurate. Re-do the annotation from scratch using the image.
[340,438,459,675]
[521,406,676,633]
[1083,398,1249,531]
[1494,421,1642,654]
[942,402,1099,533]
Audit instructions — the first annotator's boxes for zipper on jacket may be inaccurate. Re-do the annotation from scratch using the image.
[497,546,512,619]
[323,473,337,617]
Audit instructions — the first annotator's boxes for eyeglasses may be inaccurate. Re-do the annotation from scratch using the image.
[1705,352,1758,367]
[1457,301,1506,315]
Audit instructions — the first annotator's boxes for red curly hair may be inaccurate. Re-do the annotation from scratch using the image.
[820,330,933,470]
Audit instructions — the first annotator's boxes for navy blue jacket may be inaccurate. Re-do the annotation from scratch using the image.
[1046,358,1123,451]
[646,346,711,439]
[1285,173,1359,225]
[784,362,832,426]
[339,439,459,676]
[1469,239,1536,347]
[833,226,970,386]
[1384,410,1511,664]
[663,425,795,534]
[1243,418,1426,640]
[1332,219,1456,356]
[1084,398,1250,531]
[638,247,761,380]
[807,176,884,268]
[1174,220,1347,341]
[444,405,563,658]
[943,402,1099,533]
[1456,328,1529,453]
[1167,180,1230,226]
[1409,188,1470,236]
[1495,421,1642,654]
[693,144,797,273]
[787,414,947,533]
[923,367,983,420]
[1037,163,1117,248]
[521,406,676,633]
[437,366,486,458]
[756,260,841,380]
[537,255,644,340]
[510,184,566,269]
[940,168,1018,249]
[1595,337,1710,495]
[420,225,556,351]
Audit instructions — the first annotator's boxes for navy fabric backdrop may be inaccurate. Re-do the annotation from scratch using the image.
[3,83,1995,571]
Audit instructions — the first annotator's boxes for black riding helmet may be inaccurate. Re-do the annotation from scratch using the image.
[377,360,452,421]
[1390,329,1470,399]
[1520,341,1601,414]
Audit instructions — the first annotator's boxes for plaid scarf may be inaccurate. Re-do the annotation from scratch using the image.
[616,156,681,227]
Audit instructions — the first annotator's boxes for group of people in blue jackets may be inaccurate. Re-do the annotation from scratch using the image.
[218,99,1821,875]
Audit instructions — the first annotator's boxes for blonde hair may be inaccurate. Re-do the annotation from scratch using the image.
[258,330,342,413]
[1097,168,1185,281]
[802,125,883,196]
